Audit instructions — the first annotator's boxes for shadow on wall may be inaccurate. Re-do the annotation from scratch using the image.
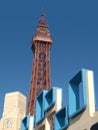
[91,122,98,130]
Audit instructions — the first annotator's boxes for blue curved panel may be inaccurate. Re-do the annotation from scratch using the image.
[21,115,34,130]
[35,90,47,124]
[44,87,57,112]
[69,69,87,118]
[54,106,69,130]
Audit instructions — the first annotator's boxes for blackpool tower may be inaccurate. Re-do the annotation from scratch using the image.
[27,13,53,115]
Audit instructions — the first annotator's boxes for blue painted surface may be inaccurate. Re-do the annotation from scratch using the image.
[21,115,34,130]
[54,106,69,130]
[45,87,57,112]
[35,90,48,124]
[69,69,87,118]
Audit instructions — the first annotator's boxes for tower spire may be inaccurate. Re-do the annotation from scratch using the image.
[32,13,52,46]
[27,13,52,115]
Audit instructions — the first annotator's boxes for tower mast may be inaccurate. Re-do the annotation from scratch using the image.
[27,13,52,115]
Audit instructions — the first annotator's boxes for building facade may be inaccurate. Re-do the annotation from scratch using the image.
[22,69,98,130]
[0,91,26,130]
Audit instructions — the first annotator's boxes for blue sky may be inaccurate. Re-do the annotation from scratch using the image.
[0,0,98,118]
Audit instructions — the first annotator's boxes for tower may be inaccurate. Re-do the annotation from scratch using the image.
[27,13,52,115]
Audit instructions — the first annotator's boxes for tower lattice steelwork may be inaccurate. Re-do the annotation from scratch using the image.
[27,14,53,115]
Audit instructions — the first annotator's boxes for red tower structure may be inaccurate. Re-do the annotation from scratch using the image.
[27,14,53,115]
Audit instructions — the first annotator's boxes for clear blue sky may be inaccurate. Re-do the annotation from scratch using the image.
[0,0,98,118]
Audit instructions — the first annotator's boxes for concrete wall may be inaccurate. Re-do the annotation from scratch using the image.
[0,91,26,130]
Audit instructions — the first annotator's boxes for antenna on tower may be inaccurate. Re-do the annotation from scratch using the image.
[41,1,45,16]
